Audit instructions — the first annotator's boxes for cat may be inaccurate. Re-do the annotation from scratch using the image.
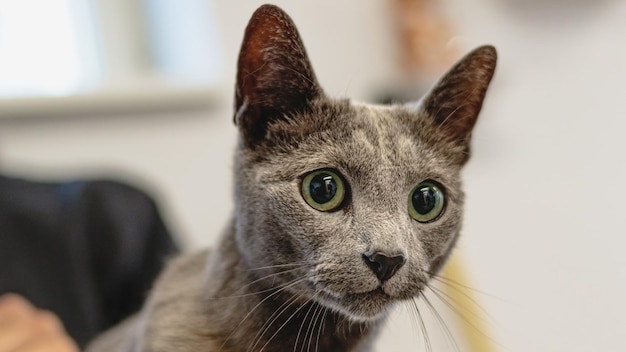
[87,4,496,352]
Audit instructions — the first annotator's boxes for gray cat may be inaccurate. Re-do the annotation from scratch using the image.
[87,4,496,352]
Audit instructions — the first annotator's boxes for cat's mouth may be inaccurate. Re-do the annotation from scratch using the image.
[315,285,395,321]
[355,286,388,298]
[350,286,396,304]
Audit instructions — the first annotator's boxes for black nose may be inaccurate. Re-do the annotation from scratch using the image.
[363,251,406,282]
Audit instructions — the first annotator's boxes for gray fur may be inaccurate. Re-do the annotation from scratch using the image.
[87,4,496,352]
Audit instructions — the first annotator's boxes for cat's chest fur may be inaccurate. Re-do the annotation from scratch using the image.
[87,4,496,352]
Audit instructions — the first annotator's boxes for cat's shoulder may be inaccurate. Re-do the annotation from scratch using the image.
[139,249,221,350]
[150,249,212,300]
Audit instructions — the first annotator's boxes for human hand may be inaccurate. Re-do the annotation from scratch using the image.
[0,294,78,352]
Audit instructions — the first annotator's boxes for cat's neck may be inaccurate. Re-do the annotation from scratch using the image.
[204,222,379,352]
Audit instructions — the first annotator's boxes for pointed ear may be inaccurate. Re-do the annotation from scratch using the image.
[234,5,322,148]
[421,45,497,147]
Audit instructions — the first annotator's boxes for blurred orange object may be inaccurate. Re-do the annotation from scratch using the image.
[392,0,458,77]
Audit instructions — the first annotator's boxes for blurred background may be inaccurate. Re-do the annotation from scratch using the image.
[1,0,625,350]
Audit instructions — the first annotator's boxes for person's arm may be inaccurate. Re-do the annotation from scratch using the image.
[0,294,78,352]
[81,181,179,329]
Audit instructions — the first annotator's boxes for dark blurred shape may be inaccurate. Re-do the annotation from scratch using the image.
[0,175,179,348]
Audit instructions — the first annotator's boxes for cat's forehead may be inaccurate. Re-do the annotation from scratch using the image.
[251,98,465,205]
[338,102,432,158]
[339,102,455,179]
[261,99,459,183]
[349,102,420,158]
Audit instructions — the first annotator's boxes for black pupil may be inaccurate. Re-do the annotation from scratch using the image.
[412,186,436,215]
[309,173,337,204]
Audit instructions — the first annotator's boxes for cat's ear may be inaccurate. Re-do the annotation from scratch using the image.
[234,5,322,148]
[420,45,497,150]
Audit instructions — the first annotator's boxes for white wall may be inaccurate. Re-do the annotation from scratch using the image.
[1,0,625,351]
[447,1,626,351]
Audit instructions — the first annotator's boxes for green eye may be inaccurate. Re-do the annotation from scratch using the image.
[301,169,346,211]
[408,181,445,223]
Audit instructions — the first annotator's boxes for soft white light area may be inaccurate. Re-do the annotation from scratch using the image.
[0,0,83,96]
[145,0,223,85]
[0,0,221,99]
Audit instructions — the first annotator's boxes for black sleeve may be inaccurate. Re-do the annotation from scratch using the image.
[79,181,179,329]
[0,176,179,348]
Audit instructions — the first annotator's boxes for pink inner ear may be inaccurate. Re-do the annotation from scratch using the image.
[236,7,283,108]
[422,46,497,142]
[234,5,321,147]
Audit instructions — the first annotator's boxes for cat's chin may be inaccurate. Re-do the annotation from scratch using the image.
[316,287,396,322]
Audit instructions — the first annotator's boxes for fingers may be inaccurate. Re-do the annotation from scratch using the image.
[11,334,78,352]
[0,294,78,352]
[0,294,36,320]
[0,294,36,352]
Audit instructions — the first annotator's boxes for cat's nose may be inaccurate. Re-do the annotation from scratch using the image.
[362,251,406,282]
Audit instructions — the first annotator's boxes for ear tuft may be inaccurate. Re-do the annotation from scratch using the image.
[421,45,497,144]
[235,4,322,148]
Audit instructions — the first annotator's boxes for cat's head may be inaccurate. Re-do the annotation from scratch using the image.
[232,4,496,322]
